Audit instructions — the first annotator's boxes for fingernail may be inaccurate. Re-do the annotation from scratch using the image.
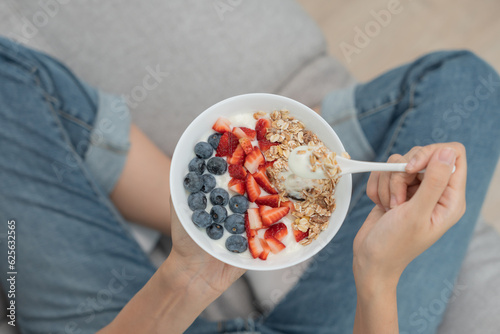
[390,194,397,208]
[439,148,456,165]
[406,158,417,171]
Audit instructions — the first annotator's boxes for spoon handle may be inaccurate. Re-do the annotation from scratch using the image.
[338,158,455,176]
[338,160,407,175]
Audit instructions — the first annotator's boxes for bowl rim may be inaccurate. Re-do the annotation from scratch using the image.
[170,93,352,271]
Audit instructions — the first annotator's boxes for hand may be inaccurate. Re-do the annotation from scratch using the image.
[353,143,467,286]
[168,200,246,295]
[99,204,246,334]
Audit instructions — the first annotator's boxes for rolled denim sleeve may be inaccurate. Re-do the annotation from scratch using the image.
[84,92,131,194]
[321,85,375,162]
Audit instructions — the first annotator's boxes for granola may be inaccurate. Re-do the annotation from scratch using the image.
[256,110,342,245]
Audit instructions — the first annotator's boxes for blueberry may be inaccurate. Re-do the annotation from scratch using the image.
[208,133,223,150]
[210,188,229,206]
[229,195,249,214]
[207,157,227,175]
[188,192,207,211]
[206,223,224,240]
[225,235,248,253]
[224,214,245,234]
[210,205,227,224]
[201,174,216,193]
[194,142,214,159]
[192,210,212,228]
[188,157,206,175]
[183,172,203,193]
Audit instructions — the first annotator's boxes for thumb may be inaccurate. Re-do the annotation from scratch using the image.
[410,147,456,217]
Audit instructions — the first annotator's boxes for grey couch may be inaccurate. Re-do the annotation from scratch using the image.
[1,1,499,333]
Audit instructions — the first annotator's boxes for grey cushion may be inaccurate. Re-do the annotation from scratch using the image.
[0,0,353,157]
[438,219,500,334]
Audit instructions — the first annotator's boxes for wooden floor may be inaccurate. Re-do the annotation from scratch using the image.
[298,0,500,231]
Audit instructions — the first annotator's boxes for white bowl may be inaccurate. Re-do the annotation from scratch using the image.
[170,93,352,271]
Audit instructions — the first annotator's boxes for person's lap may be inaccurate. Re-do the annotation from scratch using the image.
[0,37,156,333]
[1,37,499,334]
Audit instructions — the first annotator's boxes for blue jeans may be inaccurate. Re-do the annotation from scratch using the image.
[1,37,499,334]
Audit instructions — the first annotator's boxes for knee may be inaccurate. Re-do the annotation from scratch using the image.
[417,50,500,118]
[429,50,500,99]
[0,42,36,87]
[450,50,499,85]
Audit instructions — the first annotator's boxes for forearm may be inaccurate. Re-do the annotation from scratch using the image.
[110,124,171,235]
[97,254,220,334]
[353,263,400,334]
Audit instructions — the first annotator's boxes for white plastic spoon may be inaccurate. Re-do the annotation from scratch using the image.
[288,146,455,179]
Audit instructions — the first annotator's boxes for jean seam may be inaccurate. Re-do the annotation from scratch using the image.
[357,95,403,121]
[55,109,93,131]
[90,141,130,154]
[382,75,421,159]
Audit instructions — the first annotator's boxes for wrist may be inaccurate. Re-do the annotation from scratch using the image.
[161,250,222,301]
[353,256,401,300]
[353,273,399,334]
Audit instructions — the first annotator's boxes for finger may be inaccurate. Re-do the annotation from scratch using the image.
[446,142,467,192]
[405,142,467,195]
[410,147,456,216]
[405,144,447,173]
[405,143,463,175]
[407,184,419,199]
[378,170,391,210]
[404,146,426,172]
[367,171,383,208]
[387,154,416,208]
[378,154,405,209]
[389,173,409,208]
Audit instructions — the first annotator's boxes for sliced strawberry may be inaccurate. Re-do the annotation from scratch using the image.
[227,144,245,165]
[239,138,253,155]
[245,214,258,237]
[228,178,245,195]
[245,174,261,202]
[266,236,286,254]
[293,229,309,242]
[255,194,280,208]
[253,167,278,194]
[264,222,288,241]
[231,127,247,139]
[216,132,239,157]
[259,238,270,260]
[255,118,271,141]
[258,139,278,152]
[264,161,274,169]
[280,201,295,213]
[247,208,263,230]
[261,206,290,226]
[232,127,256,140]
[212,117,231,133]
[258,205,272,216]
[228,164,247,179]
[240,127,256,140]
[244,147,265,174]
[248,236,264,259]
